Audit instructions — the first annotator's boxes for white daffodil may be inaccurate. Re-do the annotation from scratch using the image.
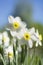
[5,45,13,59]
[0,33,2,45]
[34,30,42,47]
[17,27,36,48]
[8,16,26,31]
[2,31,10,48]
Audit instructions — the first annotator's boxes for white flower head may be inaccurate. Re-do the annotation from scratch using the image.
[34,30,42,47]
[17,27,36,48]
[5,45,13,59]
[2,31,10,47]
[0,33,2,45]
[8,16,26,31]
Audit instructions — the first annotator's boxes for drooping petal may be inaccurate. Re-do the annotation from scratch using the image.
[35,41,39,47]
[10,31,17,37]
[34,29,39,38]
[28,39,33,48]
[39,41,42,46]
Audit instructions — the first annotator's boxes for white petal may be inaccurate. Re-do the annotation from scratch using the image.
[17,28,29,39]
[36,29,39,36]
[28,39,33,48]
[5,45,13,54]
[15,16,21,22]
[16,50,18,55]
[12,38,16,46]
[29,27,35,35]
[31,35,38,41]
[4,42,9,47]
[4,38,10,47]
[0,33,2,40]
[0,40,2,45]
[34,29,39,38]
[39,41,42,46]
[8,16,14,23]
[3,31,8,37]
[35,41,39,47]
[21,22,27,28]
[6,28,10,31]
[10,31,17,37]
[17,32,23,39]
[5,37,10,42]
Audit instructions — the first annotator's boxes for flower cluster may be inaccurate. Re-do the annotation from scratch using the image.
[0,16,42,63]
[7,16,42,48]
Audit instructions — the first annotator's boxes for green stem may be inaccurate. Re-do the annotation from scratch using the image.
[16,51,18,65]
[27,47,29,65]
[0,54,6,65]
[33,47,36,56]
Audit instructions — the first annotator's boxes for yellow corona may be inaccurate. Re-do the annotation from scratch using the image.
[13,22,20,29]
[23,33,30,40]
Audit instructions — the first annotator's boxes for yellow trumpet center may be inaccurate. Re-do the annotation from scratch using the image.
[23,33,30,40]
[39,34,42,41]
[8,52,13,58]
[13,22,20,29]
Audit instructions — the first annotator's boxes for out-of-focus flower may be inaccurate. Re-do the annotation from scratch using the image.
[0,33,2,45]
[8,16,26,31]
[34,30,42,47]
[17,27,36,48]
[16,50,18,55]
[17,45,22,52]
[5,45,13,59]
[2,31,10,48]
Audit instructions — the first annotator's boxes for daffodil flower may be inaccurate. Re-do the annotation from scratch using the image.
[17,27,36,48]
[34,30,42,47]
[8,16,26,31]
[2,31,10,48]
[0,33,2,45]
[5,45,13,59]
